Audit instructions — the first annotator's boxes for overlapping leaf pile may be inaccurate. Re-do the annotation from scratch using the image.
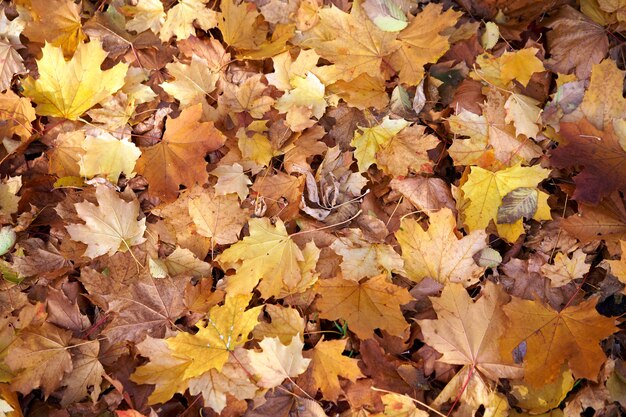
[1,0,626,416]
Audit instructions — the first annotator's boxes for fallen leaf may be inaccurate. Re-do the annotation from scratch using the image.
[315,274,413,339]
[246,335,310,388]
[22,41,128,120]
[66,185,146,258]
[396,208,487,286]
[500,297,618,385]
[136,104,226,201]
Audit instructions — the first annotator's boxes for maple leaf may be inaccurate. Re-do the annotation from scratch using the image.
[352,116,409,172]
[160,55,219,109]
[21,0,85,56]
[210,163,251,200]
[66,185,146,258]
[608,241,626,288]
[217,218,315,298]
[330,229,405,281]
[253,304,304,344]
[188,189,249,245]
[550,118,626,205]
[460,164,552,243]
[0,40,26,92]
[136,104,226,201]
[381,393,428,417]
[130,336,191,404]
[541,249,590,287]
[315,274,413,340]
[389,3,461,85]
[504,93,542,139]
[303,0,400,82]
[159,0,218,42]
[396,208,488,286]
[246,335,311,388]
[418,282,523,381]
[218,74,275,119]
[472,48,545,88]
[151,246,211,279]
[298,338,364,402]
[580,59,626,132]
[187,348,258,413]
[79,131,141,183]
[561,192,626,243]
[0,91,35,142]
[218,0,268,50]
[6,323,73,397]
[166,294,262,378]
[545,6,609,79]
[22,41,128,120]
[60,340,104,406]
[500,297,618,385]
[275,72,327,132]
[123,0,166,34]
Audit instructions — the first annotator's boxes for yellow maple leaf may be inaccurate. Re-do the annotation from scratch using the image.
[460,164,552,243]
[580,59,626,131]
[130,336,191,405]
[160,55,219,109]
[303,0,400,82]
[389,3,461,86]
[472,48,545,88]
[123,0,165,34]
[396,208,488,286]
[499,48,545,87]
[22,41,128,120]
[253,304,304,344]
[166,294,262,379]
[275,72,327,132]
[79,131,141,183]
[21,0,85,56]
[159,0,217,42]
[218,0,268,50]
[217,218,314,299]
[0,90,35,142]
[299,338,364,402]
[65,184,146,258]
[351,116,409,172]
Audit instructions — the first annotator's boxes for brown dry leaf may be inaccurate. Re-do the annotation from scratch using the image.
[60,340,104,406]
[6,323,73,397]
[545,6,609,79]
[390,177,456,213]
[0,91,35,142]
[251,170,304,221]
[136,104,226,201]
[550,118,626,205]
[298,338,364,402]
[500,297,618,386]
[315,274,413,340]
[396,208,487,286]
